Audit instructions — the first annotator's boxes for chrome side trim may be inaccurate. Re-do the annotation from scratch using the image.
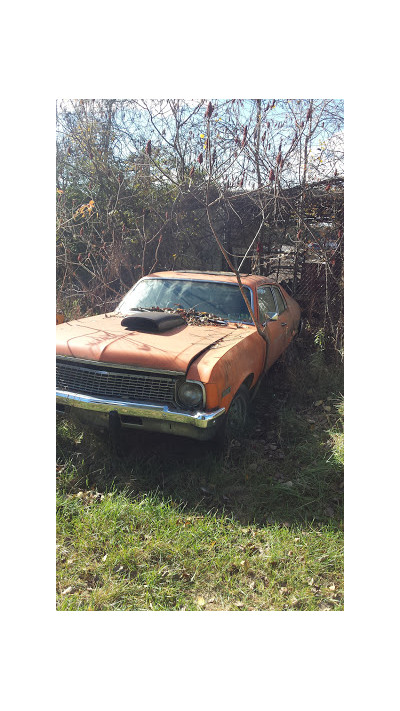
[56,355,184,377]
[56,390,225,429]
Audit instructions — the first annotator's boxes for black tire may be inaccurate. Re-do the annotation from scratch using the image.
[214,385,250,445]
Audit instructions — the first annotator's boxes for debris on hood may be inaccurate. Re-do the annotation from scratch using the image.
[121,306,229,327]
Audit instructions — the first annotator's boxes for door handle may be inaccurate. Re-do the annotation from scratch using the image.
[281,322,287,327]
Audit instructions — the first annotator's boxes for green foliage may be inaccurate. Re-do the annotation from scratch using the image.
[56,350,344,611]
[314,328,326,351]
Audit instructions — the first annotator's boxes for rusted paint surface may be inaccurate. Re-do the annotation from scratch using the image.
[56,312,236,374]
[186,280,301,410]
[150,271,278,289]
[56,271,301,412]
[188,327,265,410]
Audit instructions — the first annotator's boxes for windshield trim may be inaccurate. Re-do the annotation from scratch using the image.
[118,277,255,325]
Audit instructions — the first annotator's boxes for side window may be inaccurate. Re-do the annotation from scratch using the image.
[271,287,287,315]
[257,286,277,323]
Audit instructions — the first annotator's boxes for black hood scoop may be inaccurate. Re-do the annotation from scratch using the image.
[121,310,185,333]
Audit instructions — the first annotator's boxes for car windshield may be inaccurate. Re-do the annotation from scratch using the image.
[117,278,252,322]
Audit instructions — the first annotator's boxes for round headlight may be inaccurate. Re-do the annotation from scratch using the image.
[176,380,203,408]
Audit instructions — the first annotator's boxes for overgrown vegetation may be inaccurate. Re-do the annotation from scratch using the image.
[56,98,344,610]
[56,340,344,611]
[56,98,344,350]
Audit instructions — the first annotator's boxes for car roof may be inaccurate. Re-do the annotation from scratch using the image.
[147,270,277,288]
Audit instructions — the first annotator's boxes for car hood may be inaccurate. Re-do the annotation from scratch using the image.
[56,313,236,373]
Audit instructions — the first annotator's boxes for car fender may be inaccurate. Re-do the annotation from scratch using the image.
[186,328,266,411]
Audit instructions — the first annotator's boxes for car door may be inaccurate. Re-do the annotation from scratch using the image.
[257,285,287,368]
[270,285,291,355]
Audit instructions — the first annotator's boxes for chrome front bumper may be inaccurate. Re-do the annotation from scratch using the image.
[56,390,226,440]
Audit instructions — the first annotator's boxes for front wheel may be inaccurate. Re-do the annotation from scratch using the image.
[214,385,250,445]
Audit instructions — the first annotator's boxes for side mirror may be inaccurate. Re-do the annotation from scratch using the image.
[267,312,279,321]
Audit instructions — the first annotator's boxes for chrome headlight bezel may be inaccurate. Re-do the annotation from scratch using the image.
[175,379,205,409]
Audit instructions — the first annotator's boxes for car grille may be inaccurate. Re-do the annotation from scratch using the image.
[56,359,177,404]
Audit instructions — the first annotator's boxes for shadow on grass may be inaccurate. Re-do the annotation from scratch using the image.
[57,348,344,531]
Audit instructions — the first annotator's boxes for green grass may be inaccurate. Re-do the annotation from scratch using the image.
[56,343,344,611]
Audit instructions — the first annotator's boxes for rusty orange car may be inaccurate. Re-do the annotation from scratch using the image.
[56,271,301,441]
